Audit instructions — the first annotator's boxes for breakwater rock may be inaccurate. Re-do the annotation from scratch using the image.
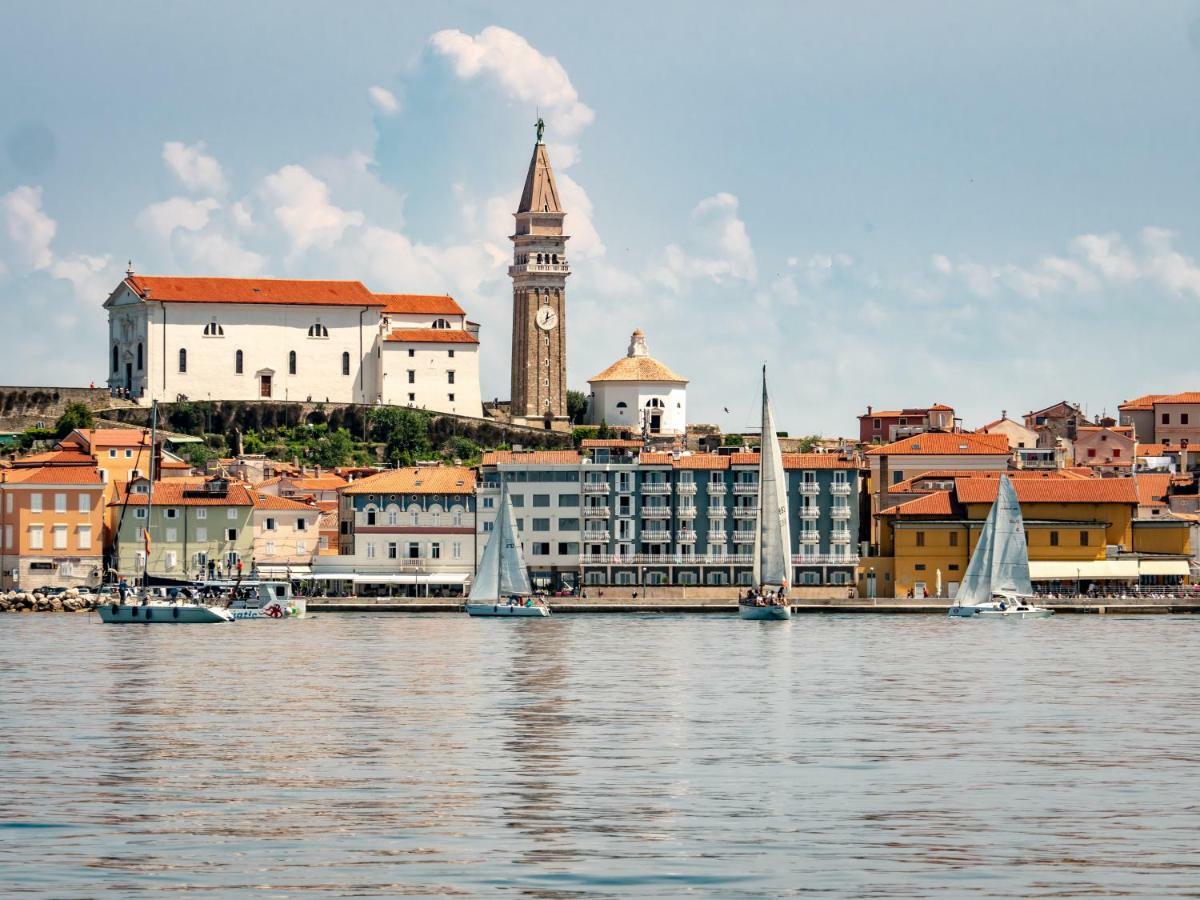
[0,590,103,613]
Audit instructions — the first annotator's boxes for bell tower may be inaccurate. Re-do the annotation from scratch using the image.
[509,118,569,429]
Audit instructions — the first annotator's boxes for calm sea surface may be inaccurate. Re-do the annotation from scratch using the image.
[1,612,1198,897]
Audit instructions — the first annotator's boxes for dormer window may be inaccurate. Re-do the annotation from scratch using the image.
[203,320,224,337]
[432,318,451,329]
[308,322,329,338]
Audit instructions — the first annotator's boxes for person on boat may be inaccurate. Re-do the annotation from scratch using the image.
[118,578,129,604]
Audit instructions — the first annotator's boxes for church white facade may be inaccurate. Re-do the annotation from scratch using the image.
[588,329,688,436]
[104,274,482,416]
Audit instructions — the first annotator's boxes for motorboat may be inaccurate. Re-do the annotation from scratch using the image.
[226,581,307,620]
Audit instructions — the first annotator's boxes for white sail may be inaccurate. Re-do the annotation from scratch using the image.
[498,486,532,596]
[754,366,793,588]
[470,485,532,601]
[469,486,503,601]
[955,475,1032,605]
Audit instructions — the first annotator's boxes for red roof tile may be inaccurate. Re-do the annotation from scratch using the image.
[126,276,381,307]
[9,449,96,467]
[1135,474,1172,508]
[581,439,642,449]
[480,451,580,466]
[71,428,150,448]
[109,479,256,507]
[3,466,103,486]
[342,466,475,495]
[881,490,955,516]
[956,478,1138,504]
[1119,394,1167,411]
[866,432,1011,456]
[378,294,465,315]
[1153,392,1200,405]
[383,328,479,344]
[254,493,319,511]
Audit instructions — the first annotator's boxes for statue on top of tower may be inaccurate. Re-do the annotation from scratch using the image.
[535,117,545,144]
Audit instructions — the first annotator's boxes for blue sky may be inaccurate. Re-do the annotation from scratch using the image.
[3,1,1200,434]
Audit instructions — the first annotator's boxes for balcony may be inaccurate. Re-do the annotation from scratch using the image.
[641,531,672,543]
[677,482,697,496]
[831,482,851,495]
[641,507,672,519]
[799,506,820,520]
[707,506,728,518]
[678,506,698,519]
[582,527,610,540]
[641,482,671,495]
[583,506,610,519]
[792,553,859,565]
[799,482,820,495]
[733,506,758,518]
[581,553,754,565]
[797,530,820,546]
[733,483,758,495]
[831,529,852,543]
[583,482,610,494]
[707,483,727,496]
[832,506,851,520]
[707,531,728,543]
[509,261,569,276]
[678,530,698,543]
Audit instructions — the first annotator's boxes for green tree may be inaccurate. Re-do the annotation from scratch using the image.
[54,402,94,438]
[441,435,481,464]
[795,434,823,453]
[596,419,610,440]
[567,389,588,424]
[722,433,743,447]
[368,406,432,465]
[310,428,355,467]
[184,443,216,468]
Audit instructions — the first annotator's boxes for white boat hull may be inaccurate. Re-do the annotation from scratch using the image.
[465,602,550,617]
[950,602,1053,619]
[98,603,234,624]
[739,604,792,620]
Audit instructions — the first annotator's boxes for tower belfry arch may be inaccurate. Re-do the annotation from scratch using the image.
[508,118,569,430]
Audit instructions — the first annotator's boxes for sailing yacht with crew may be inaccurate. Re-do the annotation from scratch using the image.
[465,484,550,617]
[948,474,1053,619]
[740,366,793,621]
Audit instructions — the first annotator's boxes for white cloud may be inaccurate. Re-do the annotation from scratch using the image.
[261,164,365,256]
[175,232,265,275]
[367,85,400,115]
[429,26,595,142]
[162,141,227,196]
[1,185,56,271]
[1140,227,1200,299]
[135,196,220,241]
[651,192,757,292]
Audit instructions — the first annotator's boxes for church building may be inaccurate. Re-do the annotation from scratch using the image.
[104,274,482,416]
[588,329,688,436]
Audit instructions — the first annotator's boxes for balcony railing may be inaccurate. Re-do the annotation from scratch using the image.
[678,506,698,518]
[583,506,610,518]
[733,483,758,495]
[581,553,754,565]
[830,482,851,495]
[641,507,672,518]
[677,482,697,496]
[831,529,852,543]
[831,506,851,520]
[641,531,672,543]
[707,483,727,495]
[707,531,728,543]
[799,482,820,495]
[792,553,859,565]
[641,483,671,495]
[509,262,569,275]
[733,506,758,518]
[707,506,728,517]
[615,482,634,494]
[796,531,820,545]
[582,528,610,540]
[677,530,698,543]
[583,482,610,494]
[799,507,820,520]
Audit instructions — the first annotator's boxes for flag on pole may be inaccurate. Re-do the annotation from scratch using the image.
[143,527,151,554]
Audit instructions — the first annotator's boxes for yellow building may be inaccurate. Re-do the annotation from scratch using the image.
[867,476,1191,598]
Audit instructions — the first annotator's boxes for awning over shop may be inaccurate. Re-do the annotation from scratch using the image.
[307,572,470,584]
[1138,559,1191,576]
[255,565,312,578]
[1029,560,1140,580]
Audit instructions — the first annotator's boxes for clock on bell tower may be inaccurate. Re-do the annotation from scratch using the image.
[509,118,569,429]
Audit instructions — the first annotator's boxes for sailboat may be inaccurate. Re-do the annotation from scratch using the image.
[99,400,233,624]
[465,484,550,617]
[948,474,1053,619]
[739,366,793,621]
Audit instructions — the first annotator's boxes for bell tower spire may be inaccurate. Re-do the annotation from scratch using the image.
[509,120,569,429]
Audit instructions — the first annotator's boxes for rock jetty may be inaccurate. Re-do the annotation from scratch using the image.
[0,589,104,613]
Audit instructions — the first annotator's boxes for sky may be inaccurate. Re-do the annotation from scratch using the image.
[2,1,1200,436]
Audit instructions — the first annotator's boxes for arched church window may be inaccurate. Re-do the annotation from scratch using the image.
[536,253,544,264]
[203,320,224,337]
[178,348,187,373]
[288,351,297,375]
[235,350,243,374]
[307,322,328,338]
[341,351,350,376]
[136,342,143,371]
[432,319,451,330]
[111,345,118,372]
[616,401,628,410]
[552,253,558,263]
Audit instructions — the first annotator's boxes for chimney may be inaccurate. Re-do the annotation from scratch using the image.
[867,405,873,415]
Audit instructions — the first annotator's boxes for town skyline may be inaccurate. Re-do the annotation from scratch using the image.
[3,3,1200,433]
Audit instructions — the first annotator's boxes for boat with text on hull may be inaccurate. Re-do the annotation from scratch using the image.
[739,365,792,621]
[948,474,1052,619]
[227,581,307,620]
[466,483,550,618]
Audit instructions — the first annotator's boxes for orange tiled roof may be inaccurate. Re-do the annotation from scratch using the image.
[480,451,580,466]
[581,439,642,449]
[342,466,475,495]
[639,452,729,469]
[881,490,955,516]
[1135,474,1173,508]
[858,407,936,419]
[71,428,150,448]
[383,328,479,344]
[287,475,348,491]
[109,479,256,507]
[9,449,96,467]
[378,294,465,316]
[126,275,381,307]
[1077,425,1133,434]
[782,453,859,470]
[3,465,103,485]
[866,432,1011,456]
[254,493,319,511]
[956,477,1138,505]
[1153,392,1200,405]
[928,403,954,412]
[1119,394,1167,411]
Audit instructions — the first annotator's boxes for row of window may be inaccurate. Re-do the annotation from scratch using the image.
[1162,412,1191,425]
[363,508,465,526]
[133,526,239,543]
[911,529,1091,547]
[581,570,852,587]
[199,318,455,338]
[112,343,145,372]
[10,524,92,551]
[515,253,564,265]
[7,493,92,514]
[363,540,464,560]
[132,507,240,520]
[178,349,353,377]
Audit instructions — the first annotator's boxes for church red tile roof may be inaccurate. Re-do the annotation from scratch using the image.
[383,329,479,344]
[378,294,465,315]
[480,451,580,466]
[126,276,380,307]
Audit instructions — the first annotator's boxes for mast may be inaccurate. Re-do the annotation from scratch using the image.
[144,400,157,590]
